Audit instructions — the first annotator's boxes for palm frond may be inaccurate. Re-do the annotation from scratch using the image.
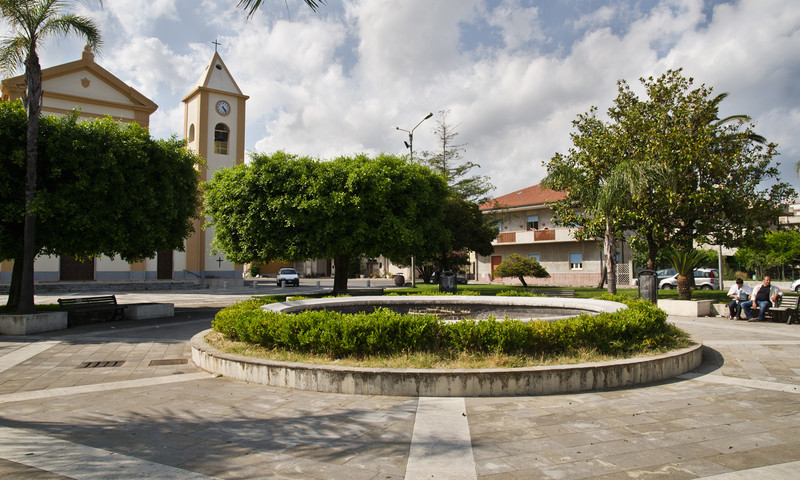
[237,0,325,18]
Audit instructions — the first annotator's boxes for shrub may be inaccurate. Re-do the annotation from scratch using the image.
[212,296,687,359]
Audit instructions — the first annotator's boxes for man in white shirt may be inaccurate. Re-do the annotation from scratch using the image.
[727,278,752,320]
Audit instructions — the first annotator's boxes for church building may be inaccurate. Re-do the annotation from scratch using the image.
[0,46,247,284]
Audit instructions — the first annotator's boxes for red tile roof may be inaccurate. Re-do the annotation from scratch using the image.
[480,184,566,210]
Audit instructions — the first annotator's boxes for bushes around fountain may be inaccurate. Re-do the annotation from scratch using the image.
[211,295,689,362]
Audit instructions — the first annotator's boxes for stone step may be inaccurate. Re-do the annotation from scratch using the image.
[0,280,200,295]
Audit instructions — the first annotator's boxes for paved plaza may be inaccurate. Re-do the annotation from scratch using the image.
[1,283,800,479]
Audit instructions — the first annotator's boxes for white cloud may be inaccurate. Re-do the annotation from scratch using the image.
[39,0,798,196]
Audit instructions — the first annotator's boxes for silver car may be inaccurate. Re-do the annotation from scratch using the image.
[659,268,719,290]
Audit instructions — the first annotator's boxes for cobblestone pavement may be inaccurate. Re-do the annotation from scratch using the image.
[1,288,799,479]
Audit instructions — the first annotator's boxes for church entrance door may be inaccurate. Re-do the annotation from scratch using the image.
[157,251,173,280]
[60,256,94,281]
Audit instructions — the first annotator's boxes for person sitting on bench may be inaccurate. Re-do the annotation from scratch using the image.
[742,275,781,322]
[727,278,752,320]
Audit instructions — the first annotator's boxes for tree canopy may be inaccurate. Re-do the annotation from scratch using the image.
[0,101,201,308]
[544,69,794,270]
[203,151,451,292]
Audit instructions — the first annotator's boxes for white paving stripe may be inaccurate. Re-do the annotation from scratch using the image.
[405,397,476,480]
[678,372,800,394]
[0,372,212,404]
[700,460,800,479]
[0,425,220,479]
[0,341,61,374]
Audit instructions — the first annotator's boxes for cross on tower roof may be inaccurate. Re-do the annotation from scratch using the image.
[212,39,221,52]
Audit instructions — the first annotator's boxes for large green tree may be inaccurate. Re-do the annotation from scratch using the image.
[543,109,644,294]
[0,102,201,308]
[203,151,450,293]
[545,69,794,274]
[0,0,101,313]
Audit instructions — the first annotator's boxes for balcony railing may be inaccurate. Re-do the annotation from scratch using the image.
[493,228,573,244]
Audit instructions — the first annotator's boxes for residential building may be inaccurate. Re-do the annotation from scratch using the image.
[475,184,634,286]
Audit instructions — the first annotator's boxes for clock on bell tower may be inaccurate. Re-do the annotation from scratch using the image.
[180,51,249,279]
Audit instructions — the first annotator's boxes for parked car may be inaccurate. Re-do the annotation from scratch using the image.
[276,268,299,287]
[634,268,677,286]
[659,268,719,290]
[657,268,677,283]
[791,278,800,293]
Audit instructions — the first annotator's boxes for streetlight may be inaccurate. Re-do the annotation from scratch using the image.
[395,112,433,163]
[395,112,433,287]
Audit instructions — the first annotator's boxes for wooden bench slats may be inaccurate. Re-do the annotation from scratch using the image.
[58,295,127,322]
[529,289,576,298]
[766,295,800,324]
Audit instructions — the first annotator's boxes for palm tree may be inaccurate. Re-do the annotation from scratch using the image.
[0,0,100,313]
[665,249,705,300]
[237,0,324,18]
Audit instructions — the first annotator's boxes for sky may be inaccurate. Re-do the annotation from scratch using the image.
[15,0,800,198]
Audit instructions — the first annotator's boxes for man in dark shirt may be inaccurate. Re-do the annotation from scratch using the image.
[742,275,781,322]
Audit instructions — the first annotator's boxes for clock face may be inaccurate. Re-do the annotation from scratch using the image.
[216,100,231,115]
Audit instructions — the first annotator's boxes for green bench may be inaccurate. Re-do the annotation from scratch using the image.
[58,295,127,323]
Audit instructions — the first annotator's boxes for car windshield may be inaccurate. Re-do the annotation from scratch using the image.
[280,268,296,275]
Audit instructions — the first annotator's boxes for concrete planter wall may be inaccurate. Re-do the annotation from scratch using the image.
[191,330,703,397]
[0,312,68,335]
[657,299,715,317]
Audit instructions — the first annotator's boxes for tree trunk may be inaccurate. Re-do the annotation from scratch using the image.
[18,51,43,314]
[677,275,692,300]
[605,219,617,295]
[5,258,23,309]
[332,254,350,294]
[518,275,528,288]
[597,256,606,288]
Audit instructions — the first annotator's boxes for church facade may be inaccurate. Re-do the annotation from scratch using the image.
[0,47,246,283]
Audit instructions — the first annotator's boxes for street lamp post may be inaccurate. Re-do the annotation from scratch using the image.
[395,112,433,287]
[395,112,433,163]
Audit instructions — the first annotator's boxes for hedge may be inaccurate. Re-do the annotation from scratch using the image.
[211,295,686,358]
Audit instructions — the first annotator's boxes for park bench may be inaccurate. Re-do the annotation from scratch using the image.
[530,289,576,298]
[58,295,127,323]
[749,295,800,324]
[765,295,800,324]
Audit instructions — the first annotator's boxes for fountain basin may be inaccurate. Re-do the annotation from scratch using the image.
[191,296,702,396]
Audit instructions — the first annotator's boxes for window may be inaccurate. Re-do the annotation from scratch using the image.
[493,220,502,232]
[528,254,540,263]
[188,124,195,143]
[569,253,583,270]
[526,215,539,230]
[214,123,230,155]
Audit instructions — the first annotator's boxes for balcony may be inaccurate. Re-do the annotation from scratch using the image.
[493,228,575,245]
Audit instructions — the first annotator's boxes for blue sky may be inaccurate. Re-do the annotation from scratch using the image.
[17,0,800,196]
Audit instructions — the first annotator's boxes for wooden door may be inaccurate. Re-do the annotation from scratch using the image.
[491,255,502,279]
[60,255,94,281]
[157,251,173,280]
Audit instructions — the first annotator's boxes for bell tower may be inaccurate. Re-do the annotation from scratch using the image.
[180,51,249,280]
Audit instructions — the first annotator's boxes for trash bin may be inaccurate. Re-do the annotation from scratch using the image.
[439,270,457,294]
[637,269,658,304]
[393,274,405,286]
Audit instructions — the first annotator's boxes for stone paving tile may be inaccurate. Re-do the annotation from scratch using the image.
[4,305,800,479]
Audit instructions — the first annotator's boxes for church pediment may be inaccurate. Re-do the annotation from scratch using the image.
[2,46,157,119]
